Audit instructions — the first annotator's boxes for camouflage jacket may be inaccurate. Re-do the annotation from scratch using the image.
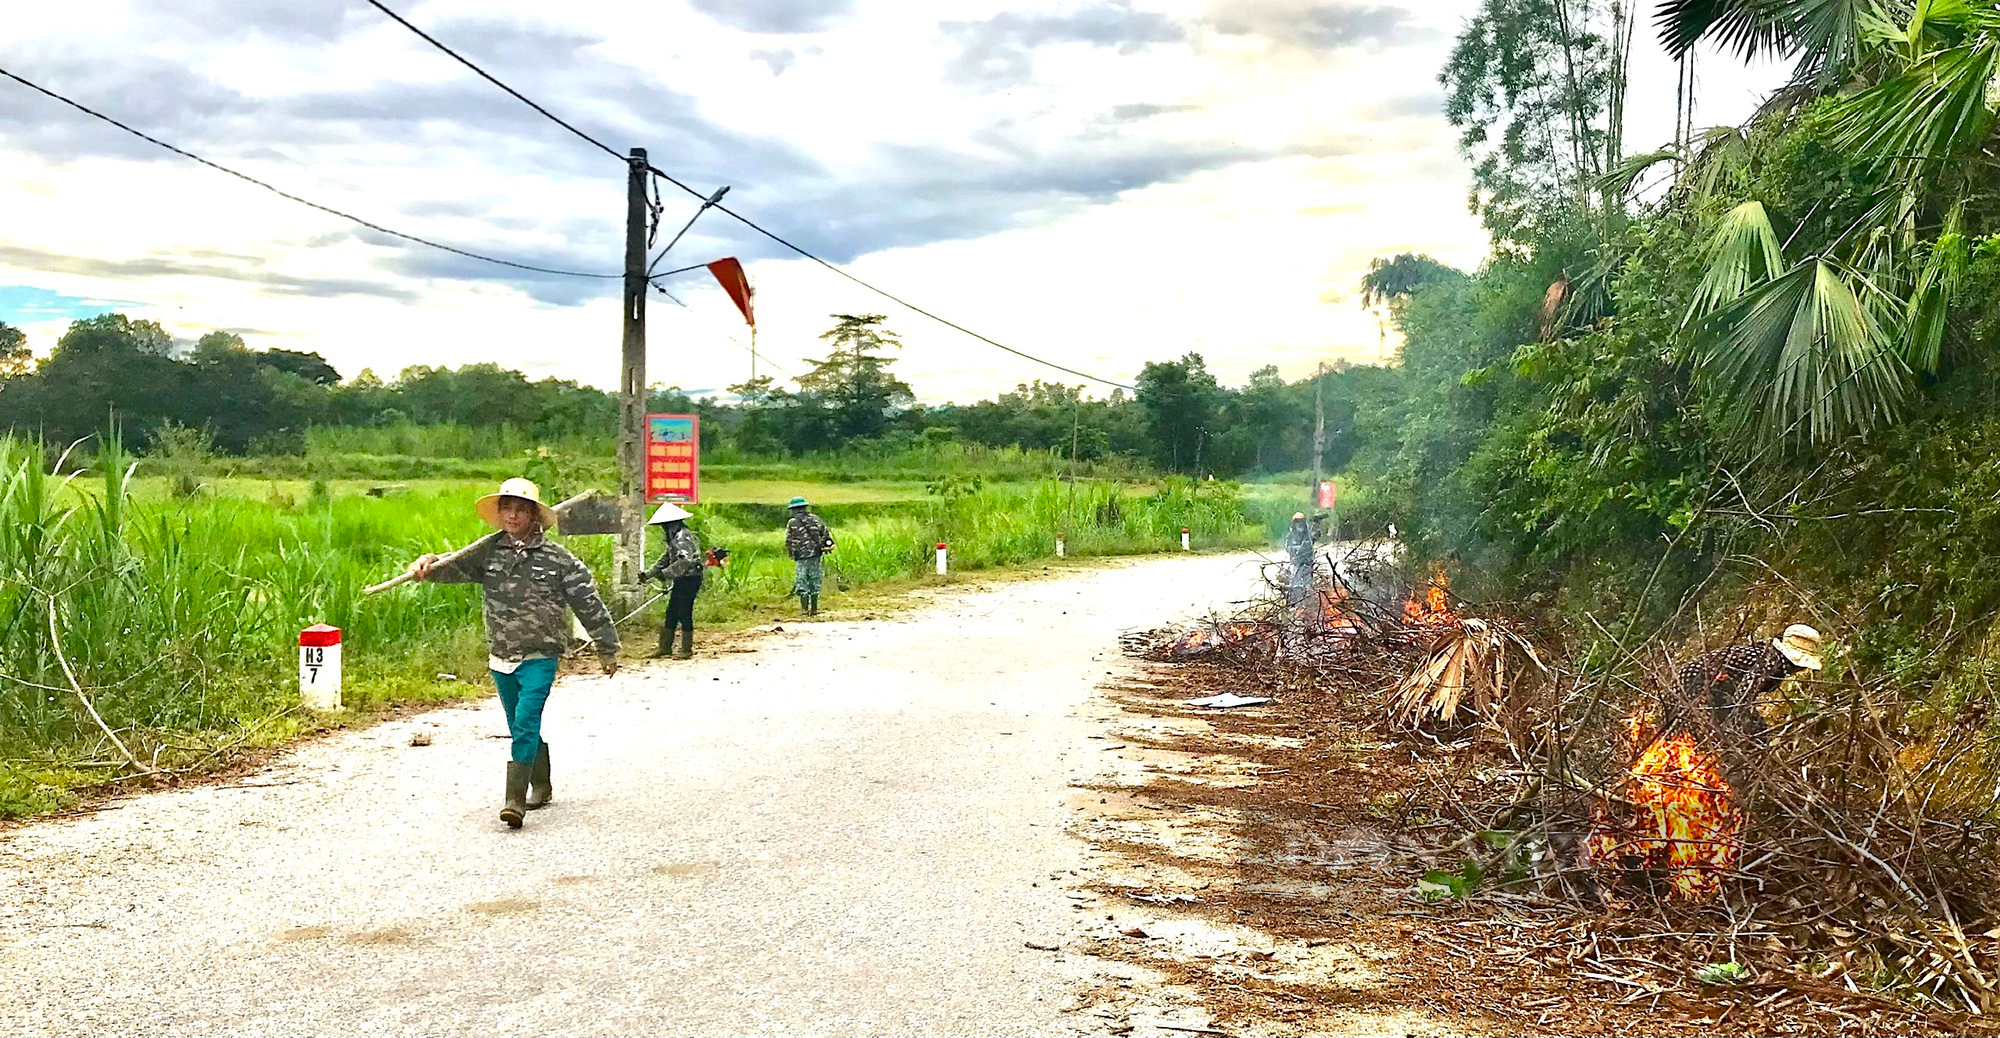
[643,525,704,582]
[1284,522,1314,560]
[427,531,619,662]
[1673,642,1796,741]
[784,511,833,560]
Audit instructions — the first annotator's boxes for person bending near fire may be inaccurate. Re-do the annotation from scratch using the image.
[1672,623,1825,741]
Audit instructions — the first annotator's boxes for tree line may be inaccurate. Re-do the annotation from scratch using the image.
[0,310,1395,476]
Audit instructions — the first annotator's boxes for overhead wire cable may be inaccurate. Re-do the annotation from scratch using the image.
[647,186,730,276]
[361,0,625,161]
[359,0,1136,391]
[0,65,621,281]
[658,173,1138,391]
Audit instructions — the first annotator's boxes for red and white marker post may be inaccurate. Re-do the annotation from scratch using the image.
[299,624,342,711]
[1181,527,1191,552]
[936,542,949,576]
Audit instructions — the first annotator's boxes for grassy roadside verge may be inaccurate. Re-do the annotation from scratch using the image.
[0,439,1279,819]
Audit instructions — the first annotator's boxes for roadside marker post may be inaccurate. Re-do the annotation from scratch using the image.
[1056,532,1066,558]
[299,624,342,711]
[1181,527,1191,552]
[936,542,949,576]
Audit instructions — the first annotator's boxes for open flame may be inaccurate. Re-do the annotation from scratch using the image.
[1403,568,1457,626]
[1314,586,1361,634]
[1170,621,1267,656]
[1585,716,1745,901]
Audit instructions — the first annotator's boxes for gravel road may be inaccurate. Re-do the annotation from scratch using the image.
[1,552,1272,1037]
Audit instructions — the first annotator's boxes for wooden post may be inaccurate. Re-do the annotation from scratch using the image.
[615,147,649,607]
[1310,362,1326,524]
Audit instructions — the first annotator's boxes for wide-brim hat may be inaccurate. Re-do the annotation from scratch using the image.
[475,477,558,530]
[1772,623,1825,671]
[647,502,693,525]
[788,496,809,508]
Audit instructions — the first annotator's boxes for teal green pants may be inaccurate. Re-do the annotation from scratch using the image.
[491,658,557,764]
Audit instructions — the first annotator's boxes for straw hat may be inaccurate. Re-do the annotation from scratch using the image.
[1771,623,1825,671]
[647,502,693,525]
[475,477,558,530]
[1292,512,1306,521]
[788,496,809,509]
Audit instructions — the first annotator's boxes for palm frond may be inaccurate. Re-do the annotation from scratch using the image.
[1780,0,1880,87]
[1686,200,1786,324]
[1827,39,2000,171]
[1659,0,1876,86]
[1906,209,1969,373]
[1658,0,1784,59]
[1685,125,1754,203]
[1694,258,1911,445]
[1599,146,1683,200]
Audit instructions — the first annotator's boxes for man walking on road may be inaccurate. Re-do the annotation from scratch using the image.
[785,495,834,616]
[406,478,619,830]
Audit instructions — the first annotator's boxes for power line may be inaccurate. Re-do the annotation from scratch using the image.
[361,0,1137,392]
[361,0,624,162]
[0,65,620,280]
[656,169,1137,391]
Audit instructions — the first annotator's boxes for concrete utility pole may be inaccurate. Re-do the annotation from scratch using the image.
[614,147,649,606]
[1310,362,1327,525]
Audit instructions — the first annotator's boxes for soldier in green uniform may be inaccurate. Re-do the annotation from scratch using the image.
[643,502,704,659]
[784,495,834,616]
[406,478,619,830]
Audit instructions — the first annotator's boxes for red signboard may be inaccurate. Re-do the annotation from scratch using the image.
[645,413,700,503]
[1317,480,1336,509]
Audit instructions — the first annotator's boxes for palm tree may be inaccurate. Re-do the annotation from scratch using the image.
[1359,255,1470,308]
[1671,0,2000,446]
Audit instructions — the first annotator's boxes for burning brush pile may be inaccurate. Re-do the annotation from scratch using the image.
[1124,541,1539,728]
[1127,542,2000,1017]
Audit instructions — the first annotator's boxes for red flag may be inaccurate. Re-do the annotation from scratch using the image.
[706,257,754,328]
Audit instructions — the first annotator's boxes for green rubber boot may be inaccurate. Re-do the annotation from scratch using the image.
[500,761,530,829]
[808,593,819,616]
[797,591,810,614]
[674,629,694,660]
[527,742,552,810]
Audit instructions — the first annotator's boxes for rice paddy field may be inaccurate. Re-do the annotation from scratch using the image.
[0,435,1335,818]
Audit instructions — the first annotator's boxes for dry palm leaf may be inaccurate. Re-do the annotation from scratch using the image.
[1390,618,1549,729]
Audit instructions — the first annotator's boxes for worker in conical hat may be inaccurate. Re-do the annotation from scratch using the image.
[1284,511,1314,606]
[405,477,618,830]
[1674,623,1825,743]
[784,495,835,616]
[642,502,704,659]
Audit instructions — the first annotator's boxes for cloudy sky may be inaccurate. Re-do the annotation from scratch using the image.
[0,0,1784,401]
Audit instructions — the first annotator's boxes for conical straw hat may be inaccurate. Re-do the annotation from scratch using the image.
[475,477,558,530]
[647,502,693,525]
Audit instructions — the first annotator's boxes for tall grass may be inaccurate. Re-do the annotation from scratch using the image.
[669,477,1261,619]
[0,437,498,813]
[705,439,1152,483]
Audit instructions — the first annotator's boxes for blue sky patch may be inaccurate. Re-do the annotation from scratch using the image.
[0,285,146,326]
